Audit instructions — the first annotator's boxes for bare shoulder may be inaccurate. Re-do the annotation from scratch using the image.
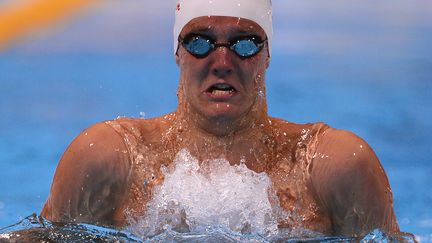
[314,128,378,168]
[107,115,174,145]
[268,117,325,137]
[309,127,399,236]
[310,128,384,189]
[41,121,133,226]
[41,115,172,226]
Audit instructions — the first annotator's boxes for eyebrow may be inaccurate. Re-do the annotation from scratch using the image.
[184,26,265,39]
[187,26,212,33]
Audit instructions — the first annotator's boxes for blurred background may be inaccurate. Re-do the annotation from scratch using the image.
[0,0,431,240]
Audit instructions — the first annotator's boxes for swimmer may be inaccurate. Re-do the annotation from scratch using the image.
[41,0,400,237]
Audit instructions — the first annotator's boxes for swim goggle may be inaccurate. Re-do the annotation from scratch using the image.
[177,34,268,58]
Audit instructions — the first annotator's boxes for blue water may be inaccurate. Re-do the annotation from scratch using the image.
[0,0,431,241]
[0,214,417,242]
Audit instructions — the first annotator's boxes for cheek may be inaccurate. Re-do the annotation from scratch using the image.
[178,52,189,70]
[179,53,206,81]
[245,62,266,90]
[254,73,264,87]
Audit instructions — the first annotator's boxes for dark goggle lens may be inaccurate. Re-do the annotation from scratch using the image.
[183,36,213,57]
[181,35,264,58]
[232,39,261,57]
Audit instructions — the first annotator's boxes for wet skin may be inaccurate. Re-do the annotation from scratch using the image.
[41,17,400,237]
[175,16,270,136]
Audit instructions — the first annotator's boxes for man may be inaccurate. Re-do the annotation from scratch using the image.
[41,0,400,238]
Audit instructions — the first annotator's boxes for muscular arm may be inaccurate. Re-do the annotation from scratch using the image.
[310,128,399,236]
[41,122,131,227]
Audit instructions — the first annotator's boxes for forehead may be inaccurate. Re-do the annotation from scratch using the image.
[180,16,266,37]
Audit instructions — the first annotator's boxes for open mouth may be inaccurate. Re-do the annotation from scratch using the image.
[206,83,237,96]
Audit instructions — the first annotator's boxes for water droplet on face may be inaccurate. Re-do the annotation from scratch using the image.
[89,143,94,147]
[255,74,262,86]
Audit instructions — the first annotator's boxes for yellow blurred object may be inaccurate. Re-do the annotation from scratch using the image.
[0,0,97,51]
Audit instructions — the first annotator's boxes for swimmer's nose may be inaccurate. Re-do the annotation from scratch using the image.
[211,47,233,78]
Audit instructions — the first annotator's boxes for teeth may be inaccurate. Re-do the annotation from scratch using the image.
[212,90,232,95]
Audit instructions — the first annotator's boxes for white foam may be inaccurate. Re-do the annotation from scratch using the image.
[129,149,282,238]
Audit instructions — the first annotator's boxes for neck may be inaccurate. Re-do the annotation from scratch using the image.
[175,80,269,138]
[166,111,276,169]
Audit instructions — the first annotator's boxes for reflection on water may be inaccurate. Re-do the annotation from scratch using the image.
[0,214,141,242]
[0,214,417,243]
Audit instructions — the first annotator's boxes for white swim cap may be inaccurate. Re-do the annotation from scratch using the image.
[174,0,273,56]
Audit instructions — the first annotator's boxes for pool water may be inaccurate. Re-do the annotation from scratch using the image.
[0,0,431,241]
[0,214,417,242]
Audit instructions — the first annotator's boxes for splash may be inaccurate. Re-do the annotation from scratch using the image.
[129,149,282,239]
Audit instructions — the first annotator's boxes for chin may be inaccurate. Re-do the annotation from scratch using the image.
[202,104,246,123]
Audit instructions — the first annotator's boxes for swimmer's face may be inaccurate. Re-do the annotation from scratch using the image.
[176,16,269,123]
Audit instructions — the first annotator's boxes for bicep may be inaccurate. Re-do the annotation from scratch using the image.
[41,122,131,226]
[310,128,399,236]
